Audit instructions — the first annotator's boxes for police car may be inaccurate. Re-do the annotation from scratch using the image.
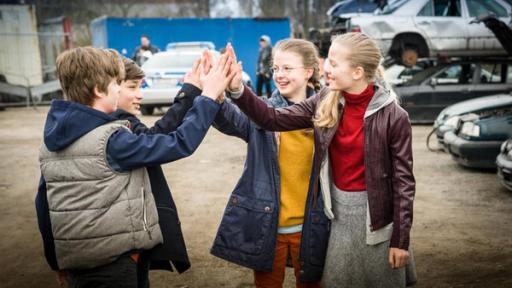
[140,41,252,115]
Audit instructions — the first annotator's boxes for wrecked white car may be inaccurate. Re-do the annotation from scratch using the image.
[346,0,512,66]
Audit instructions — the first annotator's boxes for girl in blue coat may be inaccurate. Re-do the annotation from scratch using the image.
[210,39,324,288]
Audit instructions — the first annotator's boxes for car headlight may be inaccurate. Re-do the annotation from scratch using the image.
[459,121,480,138]
[503,140,512,158]
[501,141,507,153]
[443,116,460,128]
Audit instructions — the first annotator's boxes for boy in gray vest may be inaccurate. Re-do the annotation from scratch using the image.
[36,47,234,287]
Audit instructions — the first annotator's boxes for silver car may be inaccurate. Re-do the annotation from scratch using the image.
[346,0,512,66]
[140,43,252,115]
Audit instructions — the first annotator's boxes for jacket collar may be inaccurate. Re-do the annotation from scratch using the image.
[267,86,316,108]
[337,80,396,119]
[364,81,396,119]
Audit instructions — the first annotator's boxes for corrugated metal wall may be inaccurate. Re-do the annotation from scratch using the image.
[90,17,291,84]
[0,5,43,86]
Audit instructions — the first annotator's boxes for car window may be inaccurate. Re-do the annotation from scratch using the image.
[480,63,504,83]
[398,66,424,81]
[432,0,461,16]
[142,53,199,70]
[507,64,512,83]
[467,0,508,17]
[405,65,446,86]
[418,0,434,16]
[375,0,410,15]
[434,63,475,84]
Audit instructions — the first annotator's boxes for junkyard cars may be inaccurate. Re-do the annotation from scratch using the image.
[432,93,512,151]
[344,0,512,66]
[395,57,512,123]
[443,108,512,169]
[497,138,512,191]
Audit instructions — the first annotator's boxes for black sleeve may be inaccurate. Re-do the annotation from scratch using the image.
[132,83,202,135]
[35,176,60,271]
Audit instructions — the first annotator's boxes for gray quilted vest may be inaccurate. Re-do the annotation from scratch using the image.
[39,120,163,270]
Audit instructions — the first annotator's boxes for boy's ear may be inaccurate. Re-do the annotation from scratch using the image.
[93,85,105,99]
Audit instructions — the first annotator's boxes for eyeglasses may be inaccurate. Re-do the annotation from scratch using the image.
[271,66,304,75]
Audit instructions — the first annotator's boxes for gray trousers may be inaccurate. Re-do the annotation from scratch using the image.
[322,190,406,288]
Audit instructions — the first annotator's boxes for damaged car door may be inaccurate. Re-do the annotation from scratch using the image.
[414,0,469,55]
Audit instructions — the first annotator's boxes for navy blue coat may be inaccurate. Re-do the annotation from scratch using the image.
[210,90,330,282]
[35,87,219,271]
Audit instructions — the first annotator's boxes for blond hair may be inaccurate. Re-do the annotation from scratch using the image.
[273,39,321,92]
[56,47,125,106]
[313,33,382,128]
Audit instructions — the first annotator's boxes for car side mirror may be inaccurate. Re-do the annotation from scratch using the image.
[429,78,438,87]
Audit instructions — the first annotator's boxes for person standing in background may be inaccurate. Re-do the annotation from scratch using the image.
[256,35,272,97]
[132,35,160,66]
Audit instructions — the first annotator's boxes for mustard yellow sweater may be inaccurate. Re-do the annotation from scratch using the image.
[277,129,314,228]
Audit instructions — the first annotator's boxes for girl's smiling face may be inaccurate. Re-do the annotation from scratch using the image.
[272,50,313,98]
[324,43,360,92]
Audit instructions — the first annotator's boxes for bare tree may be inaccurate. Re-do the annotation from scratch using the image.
[196,0,211,17]
[311,0,338,28]
[239,0,257,17]
[256,0,285,18]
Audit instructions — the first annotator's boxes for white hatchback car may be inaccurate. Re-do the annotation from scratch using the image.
[346,0,512,66]
[140,42,252,115]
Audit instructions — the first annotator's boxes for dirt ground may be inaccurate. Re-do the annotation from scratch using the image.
[0,106,511,288]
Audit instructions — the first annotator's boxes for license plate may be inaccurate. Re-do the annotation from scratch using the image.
[154,78,178,89]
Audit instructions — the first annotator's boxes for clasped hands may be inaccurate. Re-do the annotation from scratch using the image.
[183,43,243,103]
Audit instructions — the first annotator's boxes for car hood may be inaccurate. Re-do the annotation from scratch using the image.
[333,12,373,20]
[328,1,378,17]
[436,94,512,124]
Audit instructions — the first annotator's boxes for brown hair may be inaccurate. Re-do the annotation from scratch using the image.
[313,33,382,128]
[272,39,321,92]
[122,57,145,80]
[56,47,125,106]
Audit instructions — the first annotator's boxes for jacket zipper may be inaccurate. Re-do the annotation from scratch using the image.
[141,187,153,240]
[363,119,374,232]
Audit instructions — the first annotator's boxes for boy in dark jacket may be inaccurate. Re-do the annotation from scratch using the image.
[36,47,233,287]
[112,57,206,287]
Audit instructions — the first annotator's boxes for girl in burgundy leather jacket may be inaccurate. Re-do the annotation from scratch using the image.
[223,33,416,287]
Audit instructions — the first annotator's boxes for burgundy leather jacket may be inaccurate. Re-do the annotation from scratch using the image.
[232,84,415,250]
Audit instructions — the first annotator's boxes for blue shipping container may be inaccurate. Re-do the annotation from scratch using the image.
[90,17,291,86]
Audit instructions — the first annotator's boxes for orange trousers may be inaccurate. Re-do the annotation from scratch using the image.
[254,232,322,288]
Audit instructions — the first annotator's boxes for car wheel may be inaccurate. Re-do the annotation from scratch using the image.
[401,48,418,67]
[390,33,429,67]
[140,105,154,115]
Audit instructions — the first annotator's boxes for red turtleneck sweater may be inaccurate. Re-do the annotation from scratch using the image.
[329,84,374,191]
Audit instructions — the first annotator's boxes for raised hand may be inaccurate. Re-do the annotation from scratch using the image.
[202,49,214,75]
[200,54,236,101]
[183,57,202,89]
[226,43,244,92]
[184,49,214,90]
